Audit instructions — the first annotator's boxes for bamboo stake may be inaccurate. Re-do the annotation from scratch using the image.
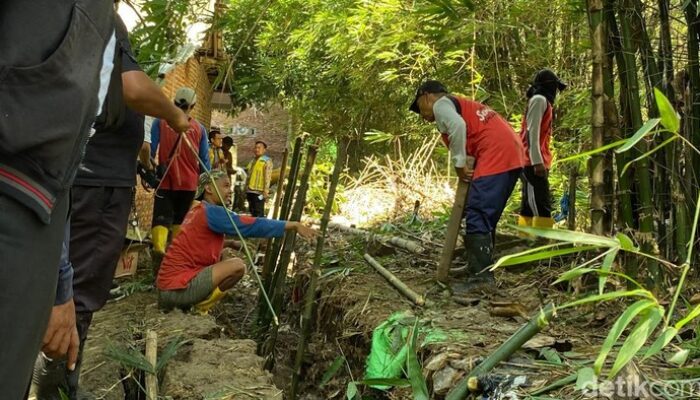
[290,140,347,399]
[271,148,289,219]
[363,253,425,306]
[446,303,556,400]
[262,144,318,369]
[328,222,425,254]
[437,157,475,283]
[145,330,158,400]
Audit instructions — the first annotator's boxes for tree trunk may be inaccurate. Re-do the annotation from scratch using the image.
[588,0,607,235]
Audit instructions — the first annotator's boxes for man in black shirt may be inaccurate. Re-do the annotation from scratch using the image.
[32,11,190,398]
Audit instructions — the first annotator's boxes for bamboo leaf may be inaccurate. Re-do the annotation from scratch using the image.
[620,136,677,175]
[512,225,618,247]
[406,323,429,400]
[608,307,664,378]
[675,303,700,329]
[554,267,598,284]
[560,290,654,309]
[593,299,656,375]
[554,138,628,165]
[615,233,637,251]
[321,356,345,387]
[599,249,619,295]
[346,381,359,400]
[493,245,599,269]
[359,378,411,387]
[654,88,680,134]
[575,367,597,391]
[643,327,678,360]
[668,349,690,366]
[615,118,661,153]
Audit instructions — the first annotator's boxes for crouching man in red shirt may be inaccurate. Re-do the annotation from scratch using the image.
[156,169,317,313]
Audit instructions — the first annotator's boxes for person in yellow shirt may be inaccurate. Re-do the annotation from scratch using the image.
[245,141,273,217]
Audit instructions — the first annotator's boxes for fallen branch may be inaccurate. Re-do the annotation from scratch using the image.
[363,253,425,306]
[145,330,158,400]
[446,303,556,400]
[329,222,425,254]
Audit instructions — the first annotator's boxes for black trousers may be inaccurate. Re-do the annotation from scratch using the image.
[0,192,69,398]
[32,186,132,399]
[520,166,552,218]
[152,189,196,227]
[247,192,265,217]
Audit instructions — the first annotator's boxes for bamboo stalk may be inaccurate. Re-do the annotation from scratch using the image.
[271,148,289,220]
[261,144,318,369]
[446,303,556,400]
[145,330,158,400]
[529,372,577,396]
[363,253,425,306]
[290,139,347,399]
[587,0,606,236]
[328,222,425,254]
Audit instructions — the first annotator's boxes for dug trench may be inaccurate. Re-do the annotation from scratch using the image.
[76,229,634,399]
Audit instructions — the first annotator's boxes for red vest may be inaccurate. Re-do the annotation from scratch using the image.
[519,99,553,168]
[157,203,224,290]
[440,96,526,179]
[158,118,204,191]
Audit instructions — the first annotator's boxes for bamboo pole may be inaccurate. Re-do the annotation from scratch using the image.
[587,0,606,236]
[271,148,289,219]
[262,144,318,369]
[437,157,475,283]
[290,140,347,399]
[363,253,425,306]
[328,222,425,254]
[145,330,158,400]
[446,303,556,400]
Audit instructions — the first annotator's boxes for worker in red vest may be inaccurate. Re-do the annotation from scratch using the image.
[518,69,567,229]
[410,81,525,293]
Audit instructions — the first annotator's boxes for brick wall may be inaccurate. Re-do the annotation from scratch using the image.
[134,57,213,233]
[211,104,290,168]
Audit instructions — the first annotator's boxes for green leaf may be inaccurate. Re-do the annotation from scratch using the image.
[599,249,619,295]
[615,233,636,251]
[643,327,678,360]
[560,290,654,309]
[593,299,656,375]
[554,138,628,165]
[321,356,345,387]
[346,381,359,400]
[655,88,680,134]
[620,136,678,175]
[615,118,661,153]
[554,267,599,284]
[406,324,429,400]
[575,367,597,391]
[359,378,411,388]
[540,347,563,364]
[668,349,689,366]
[511,225,618,247]
[675,303,700,329]
[493,244,599,269]
[608,307,664,378]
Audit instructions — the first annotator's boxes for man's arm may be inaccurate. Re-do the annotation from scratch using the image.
[433,98,472,181]
[122,71,189,133]
[205,204,317,239]
[526,95,547,174]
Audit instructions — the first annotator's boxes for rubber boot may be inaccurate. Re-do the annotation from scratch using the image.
[452,233,495,296]
[532,216,555,229]
[194,287,226,315]
[517,215,532,237]
[151,225,169,254]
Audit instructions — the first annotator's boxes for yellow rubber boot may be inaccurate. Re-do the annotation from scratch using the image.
[517,215,533,237]
[195,287,226,315]
[151,225,169,254]
[171,224,182,239]
[532,216,555,229]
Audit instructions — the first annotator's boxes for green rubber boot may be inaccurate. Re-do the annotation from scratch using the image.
[452,233,495,296]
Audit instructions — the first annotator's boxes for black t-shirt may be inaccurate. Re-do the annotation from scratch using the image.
[74,15,144,187]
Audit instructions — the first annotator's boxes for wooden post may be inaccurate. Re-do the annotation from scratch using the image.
[364,253,425,306]
[145,330,158,400]
[437,157,475,283]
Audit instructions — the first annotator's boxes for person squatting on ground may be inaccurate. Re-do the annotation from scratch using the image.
[31,8,192,398]
[150,87,211,262]
[409,81,526,294]
[518,69,567,230]
[0,1,117,395]
[156,170,317,313]
[245,140,273,217]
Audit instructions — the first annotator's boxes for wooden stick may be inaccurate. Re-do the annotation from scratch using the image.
[271,148,289,219]
[328,222,425,254]
[446,303,556,400]
[363,253,425,306]
[437,156,475,283]
[145,330,158,400]
[290,139,347,400]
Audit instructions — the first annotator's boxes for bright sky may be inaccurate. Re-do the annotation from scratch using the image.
[117,1,214,46]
